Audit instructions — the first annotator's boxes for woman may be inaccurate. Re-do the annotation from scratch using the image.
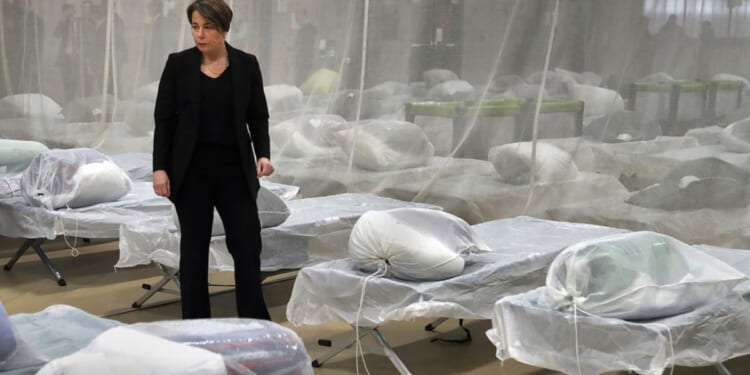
[152,0,274,320]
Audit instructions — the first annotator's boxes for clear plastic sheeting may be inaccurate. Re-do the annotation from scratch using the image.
[286,216,627,327]
[549,196,750,247]
[36,326,228,375]
[348,208,490,281]
[20,148,132,209]
[129,319,313,375]
[2,0,750,266]
[487,246,750,375]
[0,139,48,175]
[117,193,440,272]
[383,173,627,225]
[7,305,122,375]
[545,231,748,319]
[0,181,171,239]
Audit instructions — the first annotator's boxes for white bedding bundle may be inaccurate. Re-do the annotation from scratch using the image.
[21,148,132,209]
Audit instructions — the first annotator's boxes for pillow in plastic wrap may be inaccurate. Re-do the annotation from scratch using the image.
[584,110,661,143]
[173,186,290,234]
[544,231,748,320]
[719,116,750,152]
[427,80,476,102]
[0,99,23,119]
[263,84,303,113]
[626,157,750,210]
[0,302,15,365]
[0,302,45,372]
[270,114,347,158]
[21,148,133,209]
[300,68,340,95]
[336,120,435,171]
[36,326,227,375]
[0,93,62,118]
[129,319,313,375]
[348,208,490,281]
[565,79,624,125]
[133,81,159,102]
[488,142,578,184]
[0,139,49,174]
[61,95,116,122]
[423,68,459,88]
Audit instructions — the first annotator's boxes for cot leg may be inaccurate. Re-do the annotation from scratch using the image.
[371,327,412,375]
[714,363,732,375]
[311,332,362,368]
[4,239,64,286]
[3,239,34,270]
[425,317,449,331]
[131,265,180,308]
[29,239,65,286]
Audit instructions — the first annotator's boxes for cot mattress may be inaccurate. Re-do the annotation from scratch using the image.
[286,216,627,327]
[487,245,750,375]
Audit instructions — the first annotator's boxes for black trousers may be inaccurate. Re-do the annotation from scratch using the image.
[173,148,270,320]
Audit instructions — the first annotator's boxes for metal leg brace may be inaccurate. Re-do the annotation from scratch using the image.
[312,326,412,375]
[3,238,65,286]
[714,363,732,375]
[131,264,180,308]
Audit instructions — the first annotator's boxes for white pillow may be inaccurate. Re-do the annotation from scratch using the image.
[426,80,476,101]
[544,231,748,319]
[270,114,347,158]
[719,116,750,153]
[423,69,459,88]
[348,208,490,281]
[21,149,132,209]
[0,93,62,118]
[172,186,290,235]
[263,85,303,113]
[336,120,434,171]
[488,142,578,184]
[36,326,227,375]
[0,302,15,365]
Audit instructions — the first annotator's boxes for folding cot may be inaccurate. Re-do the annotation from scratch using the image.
[116,193,440,308]
[3,304,312,374]
[487,244,750,375]
[285,216,627,374]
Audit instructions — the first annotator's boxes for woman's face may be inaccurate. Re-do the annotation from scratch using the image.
[191,11,227,54]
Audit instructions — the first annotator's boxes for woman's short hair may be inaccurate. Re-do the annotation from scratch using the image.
[186,0,233,32]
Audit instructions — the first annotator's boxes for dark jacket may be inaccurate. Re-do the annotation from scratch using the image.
[153,43,270,201]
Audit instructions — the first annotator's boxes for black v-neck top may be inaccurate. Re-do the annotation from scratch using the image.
[198,65,235,147]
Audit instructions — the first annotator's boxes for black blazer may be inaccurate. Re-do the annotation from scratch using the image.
[153,43,270,201]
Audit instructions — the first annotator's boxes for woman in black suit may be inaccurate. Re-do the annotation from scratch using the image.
[152,0,273,320]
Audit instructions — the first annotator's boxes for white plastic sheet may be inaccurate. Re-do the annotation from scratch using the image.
[549,196,750,247]
[20,149,132,209]
[117,193,440,272]
[129,319,313,375]
[487,245,750,375]
[37,327,228,375]
[348,208,489,281]
[286,217,627,327]
[545,231,747,319]
[0,181,171,239]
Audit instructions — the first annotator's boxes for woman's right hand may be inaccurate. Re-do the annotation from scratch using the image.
[153,170,171,198]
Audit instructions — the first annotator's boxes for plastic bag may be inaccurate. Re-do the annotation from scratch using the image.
[20,148,132,209]
[544,231,748,319]
[349,207,490,281]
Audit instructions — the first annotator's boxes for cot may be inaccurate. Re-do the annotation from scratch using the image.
[487,244,750,375]
[285,216,627,374]
[117,193,440,308]
[3,304,312,374]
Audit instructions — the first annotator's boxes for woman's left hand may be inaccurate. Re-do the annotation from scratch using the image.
[257,157,274,177]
